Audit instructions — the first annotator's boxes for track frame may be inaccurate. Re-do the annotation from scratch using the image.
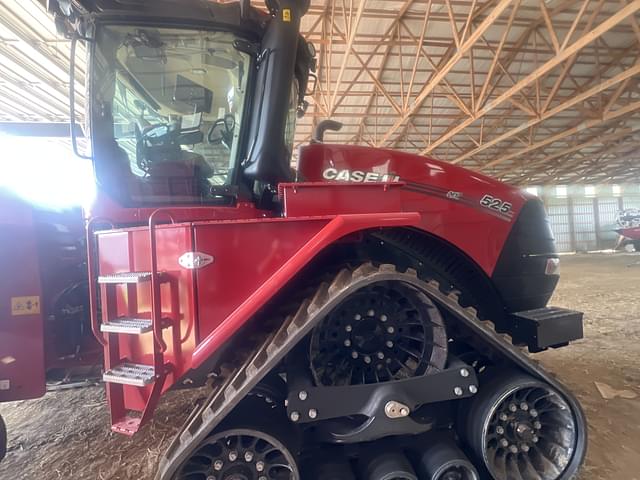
[156,263,587,480]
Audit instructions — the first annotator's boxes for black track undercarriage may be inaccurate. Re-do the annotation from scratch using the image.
[157,263,586,480]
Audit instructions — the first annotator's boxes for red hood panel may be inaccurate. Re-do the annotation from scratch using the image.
[299,144,528,214]
[298,143,532,274]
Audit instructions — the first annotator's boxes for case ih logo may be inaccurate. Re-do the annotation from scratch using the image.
[323,168,400,183]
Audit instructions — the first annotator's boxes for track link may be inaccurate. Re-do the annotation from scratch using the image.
[156,263,586,480]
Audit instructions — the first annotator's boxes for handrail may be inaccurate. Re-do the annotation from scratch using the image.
[69,35,91,160]
[85,217,115,347]
[149,209,176,353]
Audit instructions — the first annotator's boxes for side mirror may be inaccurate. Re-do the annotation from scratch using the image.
[297,100,309,118]
[48,1,74,37]
[47,0,72,16]
[53,14,69,37]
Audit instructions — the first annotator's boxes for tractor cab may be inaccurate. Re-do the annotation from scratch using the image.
[51,0,315,214]
[46,0,325,437]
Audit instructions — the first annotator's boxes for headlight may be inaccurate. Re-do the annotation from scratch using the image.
[545,257,560,275]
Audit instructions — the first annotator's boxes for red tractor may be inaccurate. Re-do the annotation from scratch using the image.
[615,208,640,251]
[2,0,587,478]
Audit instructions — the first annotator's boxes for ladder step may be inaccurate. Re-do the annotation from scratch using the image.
[111,417,142,436]
[98,272,152,284]
[103,363,156,387]
[101,317,153,334]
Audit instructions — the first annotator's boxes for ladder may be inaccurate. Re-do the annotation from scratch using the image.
[87,214,177,436]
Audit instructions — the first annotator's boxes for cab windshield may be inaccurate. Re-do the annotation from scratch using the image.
[91,25,251,205]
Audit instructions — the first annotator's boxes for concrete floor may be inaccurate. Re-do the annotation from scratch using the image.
[0,253,638,479]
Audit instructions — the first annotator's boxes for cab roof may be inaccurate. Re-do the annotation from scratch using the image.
[52,0,268,30]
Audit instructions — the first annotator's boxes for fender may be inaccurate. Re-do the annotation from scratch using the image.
[298,143,532,274]
[191,211,421,369]
[93,206,420,406]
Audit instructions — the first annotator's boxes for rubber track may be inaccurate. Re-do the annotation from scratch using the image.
[156,263,586,480]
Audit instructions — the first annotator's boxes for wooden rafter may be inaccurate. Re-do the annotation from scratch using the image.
[452,62,640,164]
[2,0,640,184]
[483,99,640,170]
[421,0,640,156]
[375,0,516,146]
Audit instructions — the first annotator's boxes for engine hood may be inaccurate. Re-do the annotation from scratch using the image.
[298,143,531,223]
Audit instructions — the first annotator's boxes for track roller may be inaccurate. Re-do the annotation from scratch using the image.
[304,453,355,480]
[461,369,586,480]
[414,438,479,480]
[359,448,417,480]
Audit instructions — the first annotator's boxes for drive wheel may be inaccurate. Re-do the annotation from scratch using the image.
[309,281,448,386]
[463,370,586,480]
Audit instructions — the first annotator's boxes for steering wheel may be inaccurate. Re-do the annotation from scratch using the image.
[135,122,173,173]
[207,114,235,148]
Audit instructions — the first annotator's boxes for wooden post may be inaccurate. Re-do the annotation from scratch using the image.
[593,197,601,250]
[567,196,577,252]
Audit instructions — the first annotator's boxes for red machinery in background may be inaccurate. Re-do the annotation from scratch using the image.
[615,208,640,250]
[0,190,95,397]
[0,0,587,478]
[0,188,100,459]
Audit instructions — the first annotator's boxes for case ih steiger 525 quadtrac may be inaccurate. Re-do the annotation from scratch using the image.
[4,0,588,478]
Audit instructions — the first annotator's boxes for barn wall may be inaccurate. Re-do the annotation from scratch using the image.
[536,185,640,252]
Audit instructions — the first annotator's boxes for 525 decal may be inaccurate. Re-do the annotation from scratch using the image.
[480,194,512,214]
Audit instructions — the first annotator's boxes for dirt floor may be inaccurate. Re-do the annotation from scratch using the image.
[1,253,639,480]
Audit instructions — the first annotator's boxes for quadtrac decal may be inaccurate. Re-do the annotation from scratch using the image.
[321,168,514,222]
[322,168,400,183]
[399,182,515,222]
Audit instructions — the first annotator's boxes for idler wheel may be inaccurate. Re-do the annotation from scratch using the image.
[461,370,586,480]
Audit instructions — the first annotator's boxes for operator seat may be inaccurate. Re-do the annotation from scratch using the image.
[143,150,213,199]
[95,138,139,202]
